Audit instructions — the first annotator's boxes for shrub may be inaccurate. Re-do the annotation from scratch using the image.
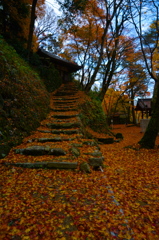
[79,97,108,133]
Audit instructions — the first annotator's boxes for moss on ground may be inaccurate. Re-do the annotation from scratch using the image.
[0,36,50,158]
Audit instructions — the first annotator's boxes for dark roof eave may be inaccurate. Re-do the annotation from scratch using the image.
[37,49,82,72]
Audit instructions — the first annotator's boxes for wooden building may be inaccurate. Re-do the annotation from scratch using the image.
[37,48,82,83]
[135,98,152,119]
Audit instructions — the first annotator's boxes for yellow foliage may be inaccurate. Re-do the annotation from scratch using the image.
[102,88,129,116]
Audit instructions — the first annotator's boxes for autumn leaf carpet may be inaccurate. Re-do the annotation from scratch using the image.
[1,83,159,239]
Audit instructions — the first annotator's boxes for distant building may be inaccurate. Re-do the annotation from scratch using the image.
[37,48,82,83]
[135,98,152,119]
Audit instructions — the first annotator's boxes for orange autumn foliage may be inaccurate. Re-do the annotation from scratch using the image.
[1,123,159,239]
[0,82,159,240]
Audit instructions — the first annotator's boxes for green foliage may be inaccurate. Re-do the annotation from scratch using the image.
[79,96,108,133]
[88,87,100,101]
[0,36,50,158]
[37,64,62,92]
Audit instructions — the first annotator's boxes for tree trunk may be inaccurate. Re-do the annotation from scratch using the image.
[130,89,136,124]
[84,25,109,93]
[139,80,159,148]
[1,0,7,35]
[27,0,38,60]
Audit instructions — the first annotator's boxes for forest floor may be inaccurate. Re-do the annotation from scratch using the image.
[0,84,159,240]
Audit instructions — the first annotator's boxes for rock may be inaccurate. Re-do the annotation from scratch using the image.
[79,162,91,173]
[85,151,102,157]
[115,133,124,139]
[98,138,114,144]
[89,157,104,167]
[92,151,102,157]
[15,146,66,156]
[71,147,80,157]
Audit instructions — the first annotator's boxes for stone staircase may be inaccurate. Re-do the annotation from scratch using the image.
[2,82,105,172]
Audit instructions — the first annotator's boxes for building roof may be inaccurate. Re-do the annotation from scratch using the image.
[38,48,82,72]
[135,98,152,111]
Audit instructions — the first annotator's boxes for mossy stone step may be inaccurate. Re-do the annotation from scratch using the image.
[2,161,78,169]
[37,130,52,133]
[53,97,79,101]
[14,146,66,156]
[55,92,77,96]
[51,108,77,112]
[37,137,62,142]
[52,106,77,109]
[47,122,80,129]
[53,114,78,119]
[50,119,73,123]
[27,137,76,143]
[54,100,77,104]
[51,129,80,135]
[32,137,76,143]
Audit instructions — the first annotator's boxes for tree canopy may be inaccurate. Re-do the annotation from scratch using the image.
[0,0,159,148]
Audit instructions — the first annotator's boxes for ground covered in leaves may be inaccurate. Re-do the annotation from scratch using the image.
[0,124,159,239]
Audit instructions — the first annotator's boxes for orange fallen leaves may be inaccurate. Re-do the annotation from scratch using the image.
[1,121,159,240]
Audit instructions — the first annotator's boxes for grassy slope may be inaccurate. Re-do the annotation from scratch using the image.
[0,36,50,158]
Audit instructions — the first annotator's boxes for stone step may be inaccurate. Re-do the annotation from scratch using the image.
[51,129,81,135]
[38,137,63,142]
[14,146,66,156]
[54,103,77,107]
[2,161,78,169]
[55,92,77,96]
[52,114,79,119]
[37,129,52,133]
[52,106,77,109]
[47,122,80,129]
[49,119,74,123]
[28,137,76,143]
[51,108,77,112]
[54,100,77,104]
[52,97,79,101]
